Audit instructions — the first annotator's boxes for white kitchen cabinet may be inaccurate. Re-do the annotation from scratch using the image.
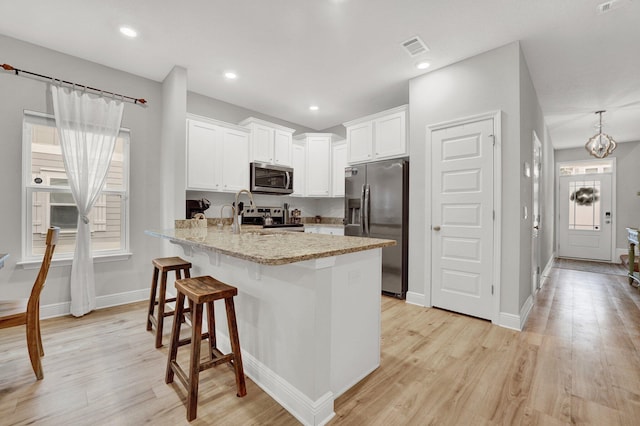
[186,117,250,192]
[343,105,408,164]
[291,141,306,197]
[239,117,294,166]
[293,133,342,197]
[331,140,347,197]
[305,225,345,236]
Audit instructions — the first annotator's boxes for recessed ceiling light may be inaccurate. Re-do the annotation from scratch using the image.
[309,105,319,111]
[224,71,238,80]
[119,26,138,38]
[416,61,430,70]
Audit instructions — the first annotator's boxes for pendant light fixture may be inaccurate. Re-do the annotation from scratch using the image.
[585,110,617,158]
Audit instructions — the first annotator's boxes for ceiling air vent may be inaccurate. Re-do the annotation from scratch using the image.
[597,0,629,14]
[401,36,429,57]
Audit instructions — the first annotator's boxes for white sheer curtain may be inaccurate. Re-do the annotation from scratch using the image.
[51,86,124,317]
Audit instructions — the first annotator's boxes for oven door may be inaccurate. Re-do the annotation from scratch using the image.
[250,162,293,194]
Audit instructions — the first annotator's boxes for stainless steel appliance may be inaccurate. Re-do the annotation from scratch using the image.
[344,158,409,298]
[250,162,293,194]
[240,206,303,230]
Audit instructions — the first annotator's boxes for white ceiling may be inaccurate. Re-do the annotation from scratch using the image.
[1,0,639,149]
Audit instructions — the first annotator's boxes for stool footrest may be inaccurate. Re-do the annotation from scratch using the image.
[200,350,234,370]
[169,360,189,390]
[177,332,210,348]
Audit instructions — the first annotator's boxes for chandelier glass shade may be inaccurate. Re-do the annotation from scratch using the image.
[585,110,617,158]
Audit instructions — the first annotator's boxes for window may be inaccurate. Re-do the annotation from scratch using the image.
[22,111,130,261]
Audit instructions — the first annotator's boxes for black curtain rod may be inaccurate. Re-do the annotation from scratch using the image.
[1,63,147,106]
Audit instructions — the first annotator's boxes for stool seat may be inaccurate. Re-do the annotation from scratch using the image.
[147,257,192,348]
[166,275,246,421]
[152,256,192,271]
[175,276,237,303]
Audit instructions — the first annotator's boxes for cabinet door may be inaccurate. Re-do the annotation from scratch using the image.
[306,136,331,197]
[273,129,293,166]
[291,141,306,196]
[346,121,373,164]
[186,120,220,190]
[221,128,249,192]
[331,141,347,197]
[251,123,274,163]
[374,110,406,159]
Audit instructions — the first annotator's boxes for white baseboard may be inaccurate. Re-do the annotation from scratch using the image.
[519,295,534,330]
[40,288,149,319]
[405,291,426,307]
[498,311,521,331]
[215,333,335,426]
[616,247,637,262]
[539,253,555,289]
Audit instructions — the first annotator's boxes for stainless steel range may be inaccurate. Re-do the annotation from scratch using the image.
[241,206,305,230]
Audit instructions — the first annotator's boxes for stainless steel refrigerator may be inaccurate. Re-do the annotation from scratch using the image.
[344,158,409,298]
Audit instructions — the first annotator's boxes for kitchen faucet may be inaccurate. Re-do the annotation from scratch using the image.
[232,189,256,234]
[220,204,235,229]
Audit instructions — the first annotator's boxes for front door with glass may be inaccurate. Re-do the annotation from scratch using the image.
[558,168,613,261]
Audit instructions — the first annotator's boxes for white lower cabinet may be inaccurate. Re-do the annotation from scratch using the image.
[305,225,345,236]
[186,117,250,192]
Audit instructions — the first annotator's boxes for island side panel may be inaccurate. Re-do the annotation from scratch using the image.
[330,248,382,397]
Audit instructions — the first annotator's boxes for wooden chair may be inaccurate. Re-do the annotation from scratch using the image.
[0,226,59,380]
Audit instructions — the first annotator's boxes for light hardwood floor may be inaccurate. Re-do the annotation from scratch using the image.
[2,266,640,425]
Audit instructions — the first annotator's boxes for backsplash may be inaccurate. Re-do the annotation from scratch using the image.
[186,191,344,220]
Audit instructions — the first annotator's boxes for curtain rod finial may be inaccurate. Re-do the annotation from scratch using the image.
[1,63,16,71]
[136,98,147,105]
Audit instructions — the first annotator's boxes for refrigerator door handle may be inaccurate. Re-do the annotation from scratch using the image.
[359,184,366,234]
[364,184,370,236]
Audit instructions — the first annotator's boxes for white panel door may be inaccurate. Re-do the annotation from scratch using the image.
[432,118,494,320]
[347,122,373,163]
[306,136,331,196]
[374,110,406,159]
[558,173,612,261]
[332,141,347,197]
[221,128,249,192]
[251,124,273,163]
[291,142,306,196]
[186,120,220,190]
[273,129,292,166]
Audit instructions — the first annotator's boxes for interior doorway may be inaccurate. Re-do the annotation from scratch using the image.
[531,132,542,293]
[557,160,616,262]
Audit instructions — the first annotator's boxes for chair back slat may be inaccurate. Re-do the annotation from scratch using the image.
[28,227,59,309]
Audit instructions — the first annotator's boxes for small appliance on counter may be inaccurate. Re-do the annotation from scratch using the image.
[186,198,211,219]
[290,209,301,224]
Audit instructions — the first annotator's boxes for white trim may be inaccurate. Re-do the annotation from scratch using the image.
[18,252,133,270]
[498,312,522,331]
[425,110,502,324]
[342,104,408,128]
[186,113,251,133]
[238,116,296,133]
[519,294,534,330]
[40,287,148,319]
[405,291,426,307]
[214,332,336,426]
[555,159,616,261]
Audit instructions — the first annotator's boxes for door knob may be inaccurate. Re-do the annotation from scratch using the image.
[433,225,441,231]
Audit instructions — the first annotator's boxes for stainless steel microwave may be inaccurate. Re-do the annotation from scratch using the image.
[250,162,294,194]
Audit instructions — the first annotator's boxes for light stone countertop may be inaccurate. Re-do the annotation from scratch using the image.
[145,226,395,266]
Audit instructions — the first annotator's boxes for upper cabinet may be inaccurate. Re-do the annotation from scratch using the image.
[239,117,295,167]
[343,105,408,164]
[331,140,347,197]
[186,117,250,192]
[293,133,344,198]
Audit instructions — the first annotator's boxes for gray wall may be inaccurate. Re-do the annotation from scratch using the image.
[187,92,314,135]
[409,42,526,317]
[555,140,640,253]
[518,48,548,308]
[0,34,164,305]
[541,127,556,271]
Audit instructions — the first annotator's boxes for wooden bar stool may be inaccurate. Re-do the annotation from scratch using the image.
[147,257,192,348]
[165,275,247,421]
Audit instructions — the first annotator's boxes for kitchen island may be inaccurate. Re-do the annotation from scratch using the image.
[145,226,395,426]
